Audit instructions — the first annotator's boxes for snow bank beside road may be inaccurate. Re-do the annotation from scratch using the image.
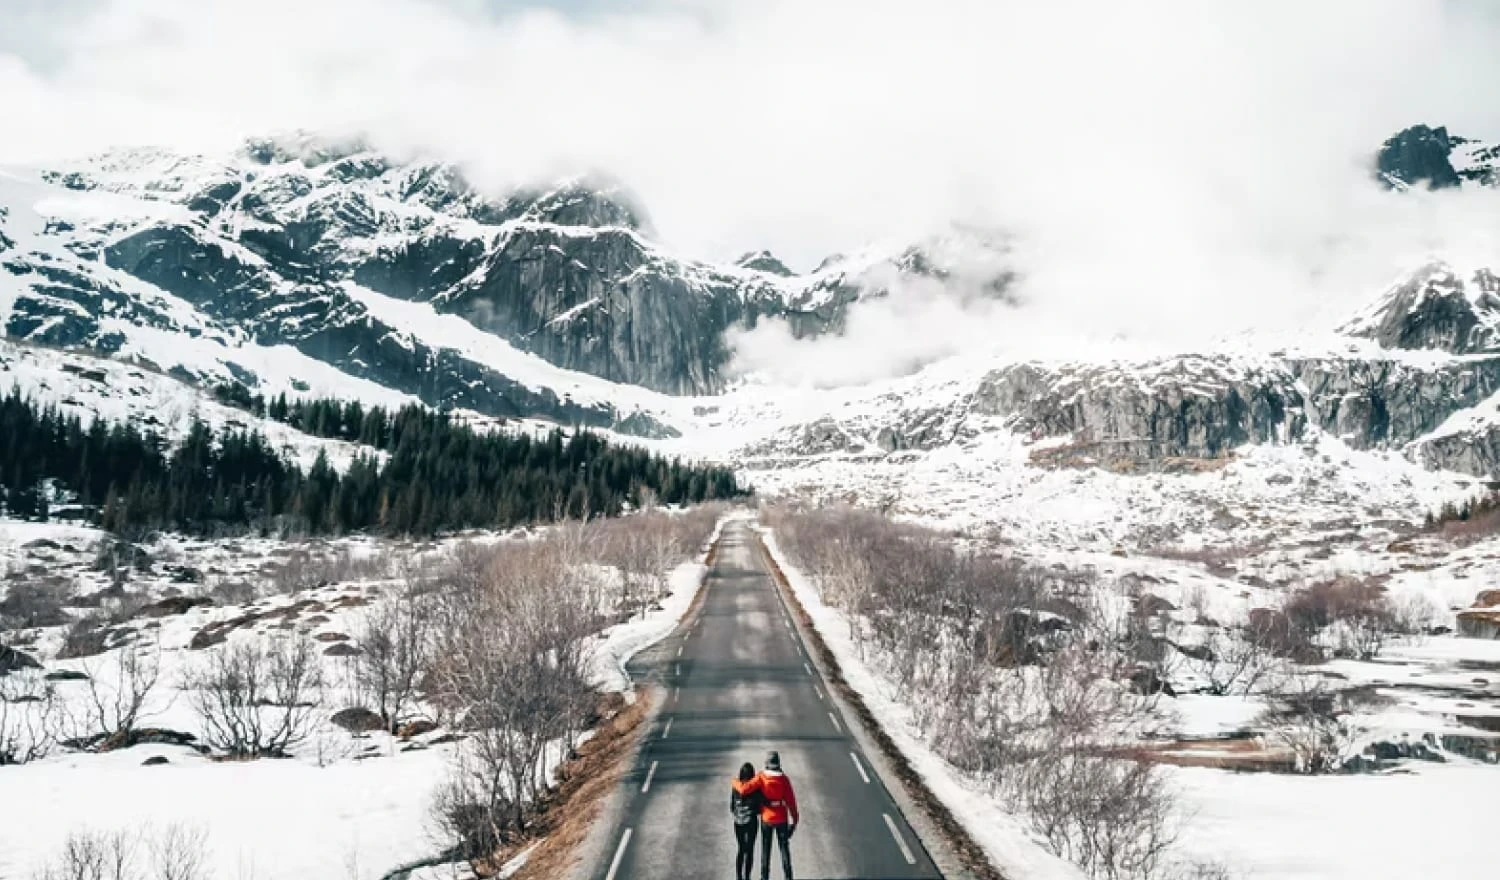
[588,513,729,694]
[757,526,1086,880]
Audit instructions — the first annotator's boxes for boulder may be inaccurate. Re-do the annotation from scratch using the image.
[396,719,439,739]
[142,756,170,766]
[140,596,214,618]
[323,642,361,657]
[331,707,385,733]
[0,645,42,675]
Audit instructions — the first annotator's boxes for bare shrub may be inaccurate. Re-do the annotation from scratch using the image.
[0,669,56,765]
[149,824,210,880]
[1176,624,1277,697]
[58,613,111,659]
[767,503,1178,879]
[32,825,210,880]
[263,545,393,594]
[208,578,258,606]
[0,580,71,628]
[1017,750,1177,880]
[31,829,136,880]
[427,536,604,860]
[186,635,324,757]
[61,646,164,749]
[354,580,433,733]
[1257,674,1383,774]
[1284,577,1402,661]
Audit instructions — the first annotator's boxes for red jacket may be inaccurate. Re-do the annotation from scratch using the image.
[744,769,799,825]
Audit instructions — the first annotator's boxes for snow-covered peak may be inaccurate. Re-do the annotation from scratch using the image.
[1339,261,1500,355]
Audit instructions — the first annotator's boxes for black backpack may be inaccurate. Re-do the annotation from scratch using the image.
[732,787,762,825]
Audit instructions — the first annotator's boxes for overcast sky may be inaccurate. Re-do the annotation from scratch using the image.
[6,0,1500,374]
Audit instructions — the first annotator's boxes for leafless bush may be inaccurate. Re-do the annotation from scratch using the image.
[31,829,136,880]
[32,825,210,880]
[58,613,111,659]
[767,503,1179,879]
[354,581,433,733]
[1283,577,1405,661]
[1017,750,1177,880]
[1166,861,1235,880]
[263,545,393,594]
[208,578,258,606]
[186,635,324,758]
[61,646,164,749]
[149,824,210,880]
[1175,624,1278,697]
[1256,674,1381,774]
[0,670,56,765]
[0,579,71,628]
[427,536,604,860]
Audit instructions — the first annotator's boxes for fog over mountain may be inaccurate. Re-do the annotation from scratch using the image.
[8,0,1500,380]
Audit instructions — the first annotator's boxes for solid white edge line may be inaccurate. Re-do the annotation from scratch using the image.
[850,751,871,784]
[827,711,842,733]
[605,828,633,880]
[662,717,673,739]
[883,813,917,865]
[641,760,659,793]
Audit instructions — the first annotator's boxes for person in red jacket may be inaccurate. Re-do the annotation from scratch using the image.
[742,750,799,880]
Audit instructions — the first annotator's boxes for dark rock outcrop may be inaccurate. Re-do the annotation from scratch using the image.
[972,358,1305,460]
[1378,125,1462,189]
[331,706,385,732]
[0,645,42,675]
[1340,264,1500,355]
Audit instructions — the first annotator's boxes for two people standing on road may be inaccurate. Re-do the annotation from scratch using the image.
[729,751,799,880]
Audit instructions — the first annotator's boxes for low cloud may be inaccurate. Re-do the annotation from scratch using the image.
[7,0,1500,384]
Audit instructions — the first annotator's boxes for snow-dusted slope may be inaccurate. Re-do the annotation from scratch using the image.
[0,134,1015,436]
[0,336,383,471]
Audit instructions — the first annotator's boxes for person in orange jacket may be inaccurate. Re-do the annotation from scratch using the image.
[742,750,799,880]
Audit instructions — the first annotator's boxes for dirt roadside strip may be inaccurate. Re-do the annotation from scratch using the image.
[753,527,1006,880]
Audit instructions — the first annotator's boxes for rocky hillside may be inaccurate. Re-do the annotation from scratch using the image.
[1377,124,1500,189]
[0,134,1011,437]
[734,256,1500,483]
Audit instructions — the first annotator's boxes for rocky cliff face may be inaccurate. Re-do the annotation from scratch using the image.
[738,256,1500,479]
[972,358,1305,460]
[1340,264,1500,355]
[1378,125,1500,190]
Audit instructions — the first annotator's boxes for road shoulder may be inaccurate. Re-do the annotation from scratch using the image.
[754,524,1003,880]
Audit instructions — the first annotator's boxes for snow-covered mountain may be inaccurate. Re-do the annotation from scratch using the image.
[7,125,1500,491]
[0,134,1012,440]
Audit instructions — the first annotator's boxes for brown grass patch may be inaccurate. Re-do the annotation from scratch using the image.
[1126,738,1293,773]
[500,690,655,880]
[755,534,1007,880]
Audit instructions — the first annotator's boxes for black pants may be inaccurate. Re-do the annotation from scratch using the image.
[759,821,793,880]
[734,821,758,880]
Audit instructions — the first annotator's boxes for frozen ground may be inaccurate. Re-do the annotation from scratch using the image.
[758,517,1500,880]
[1174,763,1494,880]
[0,518,719,880]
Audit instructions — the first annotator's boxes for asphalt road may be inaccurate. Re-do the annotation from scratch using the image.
[593,519,944,880]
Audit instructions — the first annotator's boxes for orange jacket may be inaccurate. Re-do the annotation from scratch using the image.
[743,769,799,825]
